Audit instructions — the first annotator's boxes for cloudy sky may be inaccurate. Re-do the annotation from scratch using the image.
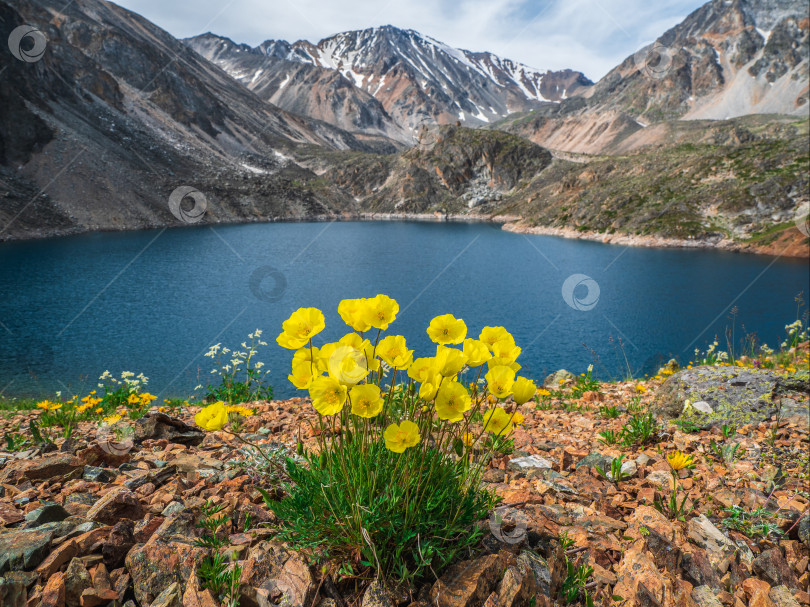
[112,0,706,80]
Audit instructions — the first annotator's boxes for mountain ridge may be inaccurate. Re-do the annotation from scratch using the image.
[184,25,592,136]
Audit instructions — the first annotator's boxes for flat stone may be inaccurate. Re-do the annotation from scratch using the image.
[753,549,800,591]
[148,582,181,607]
[65,558,92,607]
[41,571,66,607]
[0,572,29,607]
[134,413,204,446]
[361,581,391,607]
[25,504,71,527]
[161,502,186,517]
[508,455,553,469]
[0,454,83,484]
[653,367,804,428]
[769,586,801,607]
[126,541,205,606]
[498,564,537,607]
[743,578,775,607]
[574,452,613,471]
[0,528,54,574]
[82,466,116,483]
[86,487,144,525]
[688,515,737,565]
[36,538,78,579]
[693,586,724,607]
[544,369,575,387]
[430,552,506,607]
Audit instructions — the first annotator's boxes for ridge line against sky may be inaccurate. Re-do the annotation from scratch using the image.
[111,0,707,80]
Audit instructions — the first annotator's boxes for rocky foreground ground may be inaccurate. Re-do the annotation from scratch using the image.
[0,366,807,607]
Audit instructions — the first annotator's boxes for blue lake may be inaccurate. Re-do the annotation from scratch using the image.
[1,221,807,400]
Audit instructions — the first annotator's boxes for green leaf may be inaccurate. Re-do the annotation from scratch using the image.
[612,596,625,602]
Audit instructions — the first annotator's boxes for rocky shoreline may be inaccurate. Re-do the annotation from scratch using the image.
[2,213,807,259]
[502,222,810,259]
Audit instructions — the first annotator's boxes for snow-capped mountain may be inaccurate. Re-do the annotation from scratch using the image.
[186,26,592,134]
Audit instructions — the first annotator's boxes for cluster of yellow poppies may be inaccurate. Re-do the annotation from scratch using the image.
[194,401,255,431]
[274,297,537,454]
[126,392,157,408]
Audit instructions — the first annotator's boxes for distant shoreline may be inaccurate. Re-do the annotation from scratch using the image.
[502,221,810,259]
[2,213,807,258]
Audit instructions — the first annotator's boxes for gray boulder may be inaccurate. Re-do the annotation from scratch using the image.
[653,366,809,428]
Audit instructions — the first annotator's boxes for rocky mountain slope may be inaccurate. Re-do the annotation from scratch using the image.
[0,0,395,240]
[494,115,810,255]
[308,117,808,256]
[499,0,809,154]
[315,125,553,214]
[185,26,592,133]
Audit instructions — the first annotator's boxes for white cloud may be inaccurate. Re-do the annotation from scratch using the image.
[111,0,706,80]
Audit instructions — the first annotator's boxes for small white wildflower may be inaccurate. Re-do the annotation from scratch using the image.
[194,384,203,390]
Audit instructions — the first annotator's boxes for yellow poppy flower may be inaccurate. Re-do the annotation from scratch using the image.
[377,335,413,370]
[289,359,319,390]
[194,401,229,431]
[462,432,476,447]
[479,327,514,351]
[226,405,254,416]
[338,298,372,332]
[511,377,536,405]
[384,420,421,453]
[426,314,467,345]
[363,294,399,330]
[338,332,363,349]
[635,384,647,393]
[406,357,433,383]
[418,377,441,401]
[434,345,466,377]
[349,384,383,418]
[490,340,521,364]
[327,345,370,385]
[536,388,551,397]
[276,331,309,350]
[435,381,471,422]
[277,308,325,350]
[482,408,515,435]
[308,376,347,416]
[462,338,492,367]
[485,365,516,399]
[667,451,694,471]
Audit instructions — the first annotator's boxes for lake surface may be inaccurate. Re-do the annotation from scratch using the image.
[1,221,807,400]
